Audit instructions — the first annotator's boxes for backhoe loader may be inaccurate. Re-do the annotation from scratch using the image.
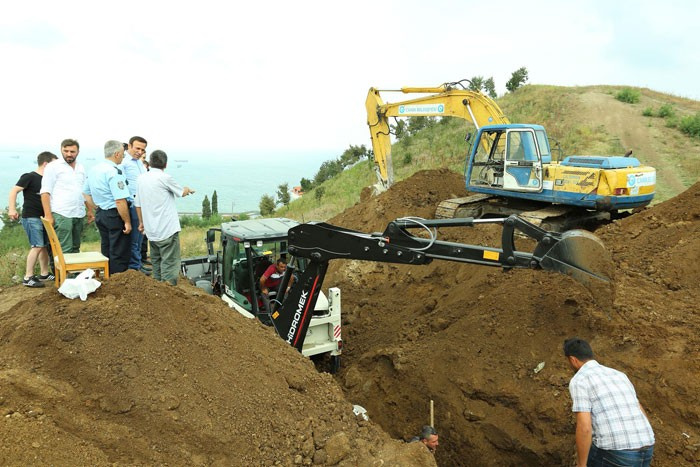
[366,80,656,230]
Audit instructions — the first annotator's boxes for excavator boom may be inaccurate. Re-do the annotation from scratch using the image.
[271,215,612,352]
[366,82,509,190]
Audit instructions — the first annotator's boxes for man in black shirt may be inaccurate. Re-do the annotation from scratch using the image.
[8,151,58,287]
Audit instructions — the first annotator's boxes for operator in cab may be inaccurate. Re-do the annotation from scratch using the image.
[260,257,291,298]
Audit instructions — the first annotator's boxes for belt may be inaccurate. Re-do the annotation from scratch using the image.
[623,445,653,452]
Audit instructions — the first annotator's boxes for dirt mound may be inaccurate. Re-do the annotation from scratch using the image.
[0,271,436,466]
[325,171,700,466]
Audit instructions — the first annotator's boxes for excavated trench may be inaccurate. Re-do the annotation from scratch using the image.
[326,169,700,466]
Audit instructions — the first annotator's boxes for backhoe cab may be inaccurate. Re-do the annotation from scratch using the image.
[181,218,342,368]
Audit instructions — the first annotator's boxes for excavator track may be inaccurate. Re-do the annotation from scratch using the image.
[435,194,612,232]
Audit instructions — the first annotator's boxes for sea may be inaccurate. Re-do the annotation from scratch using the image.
[1,147,333,220]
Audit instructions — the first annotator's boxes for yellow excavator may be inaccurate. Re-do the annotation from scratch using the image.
[366,80,657,230]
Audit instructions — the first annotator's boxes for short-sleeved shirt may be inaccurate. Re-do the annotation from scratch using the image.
[83,160,131,210]
[262,264,284,290]
[135,168,183,241]
[14,171,43,218]
[569,360,655,450]
[40,158,87,218]
[122,155,147,198]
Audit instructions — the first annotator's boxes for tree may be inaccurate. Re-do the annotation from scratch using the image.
[468,76,485,92]
[211,190,218,216]
[313,159,343,186]
[339,144,370,168]
[506,67,529,93]
[202,195,212,219]
[483,77,497,99]
[407,116,436,136]
[277,183,291,208]
[300,177,314,192]
[259,194,276,216]
[391,119,408,140]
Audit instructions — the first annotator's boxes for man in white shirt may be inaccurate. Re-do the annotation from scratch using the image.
[564,338,654,467]
[40,139,89,253]
[135,150,194,285]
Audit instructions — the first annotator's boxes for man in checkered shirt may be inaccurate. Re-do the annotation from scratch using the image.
[564,338,655,467]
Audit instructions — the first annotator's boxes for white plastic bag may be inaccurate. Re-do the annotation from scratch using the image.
[58,268,102,301]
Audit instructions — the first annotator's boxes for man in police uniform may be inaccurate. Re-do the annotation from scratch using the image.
[83,140,133,274]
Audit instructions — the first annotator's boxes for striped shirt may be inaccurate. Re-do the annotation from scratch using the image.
[569,360,654,450]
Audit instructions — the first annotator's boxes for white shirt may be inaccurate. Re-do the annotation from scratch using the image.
[569,360,655,450]
[40,158,87,218]
[135,168,183,241]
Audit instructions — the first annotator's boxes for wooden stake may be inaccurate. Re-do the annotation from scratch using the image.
[430,399,434,427]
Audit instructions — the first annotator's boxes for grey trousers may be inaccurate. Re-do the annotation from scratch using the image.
[149,232,181,285]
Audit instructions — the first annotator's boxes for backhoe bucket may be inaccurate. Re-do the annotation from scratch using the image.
[539,229,615,303]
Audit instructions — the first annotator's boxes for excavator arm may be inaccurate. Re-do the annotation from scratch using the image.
[366,81,510,191]
[271,215,612,352]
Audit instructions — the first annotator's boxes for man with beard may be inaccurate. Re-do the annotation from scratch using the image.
[40,139,89,254]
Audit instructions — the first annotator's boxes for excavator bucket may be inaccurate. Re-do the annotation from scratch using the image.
[538,229,615,303]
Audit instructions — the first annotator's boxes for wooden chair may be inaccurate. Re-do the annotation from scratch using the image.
[40,217,110,287]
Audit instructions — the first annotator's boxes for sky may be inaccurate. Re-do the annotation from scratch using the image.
[0,0,698,157]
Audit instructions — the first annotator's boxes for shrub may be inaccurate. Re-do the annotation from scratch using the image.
[656,104,675,118]
[679,112,700,138]
[642,107,653,117]
[180,214,224,228]
[615,88,640,104]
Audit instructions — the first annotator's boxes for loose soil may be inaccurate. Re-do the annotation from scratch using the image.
[2,168,700,466]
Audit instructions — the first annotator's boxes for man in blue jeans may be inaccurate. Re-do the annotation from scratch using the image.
[8,151,59,287]
[121,136,150,274]
[564,338,655,467]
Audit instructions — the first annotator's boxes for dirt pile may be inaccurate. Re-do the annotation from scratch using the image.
[0,271,436,466]
[325,170,700,466]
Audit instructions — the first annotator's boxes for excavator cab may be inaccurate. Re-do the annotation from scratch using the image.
[467,124,545,192]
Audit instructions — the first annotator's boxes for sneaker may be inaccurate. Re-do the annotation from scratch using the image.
[38,272,55,281]
[140,267,152,276]
[141,264,152,272]
[143,259,152,266]
[23,276,45,288]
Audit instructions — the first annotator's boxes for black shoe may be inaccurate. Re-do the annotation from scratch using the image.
[23,276,45,288]
[38,272,55,281]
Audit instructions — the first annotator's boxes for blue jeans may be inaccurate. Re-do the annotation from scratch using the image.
[128,204,143,270]
[588,443,654,467]
[21,217,48,247]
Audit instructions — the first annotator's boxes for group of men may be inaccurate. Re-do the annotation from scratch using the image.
[9,137,194,287]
